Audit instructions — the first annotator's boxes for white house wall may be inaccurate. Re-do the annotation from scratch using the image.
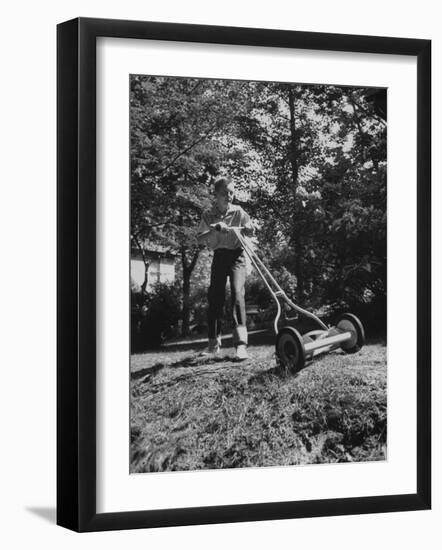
[130,257,175,291]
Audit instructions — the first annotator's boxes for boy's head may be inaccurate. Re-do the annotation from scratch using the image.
[214,177,235,211]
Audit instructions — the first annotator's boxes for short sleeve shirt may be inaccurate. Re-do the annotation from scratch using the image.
[197,204,252,250]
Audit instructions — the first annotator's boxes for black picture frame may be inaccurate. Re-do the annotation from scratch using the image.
[57,17,431,532]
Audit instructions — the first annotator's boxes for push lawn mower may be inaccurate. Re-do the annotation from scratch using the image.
[211,224,365,372]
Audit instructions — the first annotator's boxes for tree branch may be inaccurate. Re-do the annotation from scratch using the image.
[189,249,200,273]
[150,121,220,178]
[349,93,386,127]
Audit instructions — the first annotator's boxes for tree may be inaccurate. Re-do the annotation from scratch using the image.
[235,82,387,326]
[130,75,387,341]
[130,76,256,335]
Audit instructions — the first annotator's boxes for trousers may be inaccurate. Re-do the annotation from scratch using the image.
[207,248,248,346]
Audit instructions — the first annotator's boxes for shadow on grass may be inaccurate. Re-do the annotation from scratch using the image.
[133,330,276,355]
[133,322,386,357]
[247,366,280,384]
[131,354,244,383]
[131,331,386,383]
[131,363,166,380]
[248,364,311,384]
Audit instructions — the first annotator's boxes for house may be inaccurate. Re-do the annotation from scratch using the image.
[131,243,176,291]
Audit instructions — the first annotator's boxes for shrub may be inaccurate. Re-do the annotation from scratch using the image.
[189,285,209,333]
[131,281,182,350]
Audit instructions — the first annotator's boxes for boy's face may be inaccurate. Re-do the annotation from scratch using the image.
[215,182,235,211]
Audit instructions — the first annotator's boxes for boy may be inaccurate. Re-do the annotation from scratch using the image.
[197,177,254,360]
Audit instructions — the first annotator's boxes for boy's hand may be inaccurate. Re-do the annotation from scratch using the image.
[242,221,255,237]
[210,222,230,234]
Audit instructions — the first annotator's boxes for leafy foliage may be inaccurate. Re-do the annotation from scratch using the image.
[130,76,387,343]
[132,282,182,350]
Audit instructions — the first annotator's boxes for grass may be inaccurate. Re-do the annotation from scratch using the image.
[130,334,386,473]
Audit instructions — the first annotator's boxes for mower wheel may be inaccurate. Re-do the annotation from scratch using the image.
[336,313,365,354]
[276,326,306,372]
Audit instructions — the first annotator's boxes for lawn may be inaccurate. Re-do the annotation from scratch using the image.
[130,332,387,473]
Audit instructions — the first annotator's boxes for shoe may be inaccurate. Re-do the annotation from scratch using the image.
[199,345,220,357]
[199,339,221,357]
[235,344,248,361]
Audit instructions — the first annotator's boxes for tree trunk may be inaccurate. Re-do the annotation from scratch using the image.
[181,248,200,337]
[182,275,191,337]
[140,262,149,296]
[132,234,150,295]
[348,93,381,174]
[288,87,304,301]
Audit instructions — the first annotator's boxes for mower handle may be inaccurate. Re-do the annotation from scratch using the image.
[199,224,244,237]
[210,223,244,231]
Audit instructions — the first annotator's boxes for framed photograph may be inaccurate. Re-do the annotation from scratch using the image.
[57,17,431,532]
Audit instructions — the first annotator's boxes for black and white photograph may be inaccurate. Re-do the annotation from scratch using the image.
[0,0,435,541]
[130,75,387,473]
